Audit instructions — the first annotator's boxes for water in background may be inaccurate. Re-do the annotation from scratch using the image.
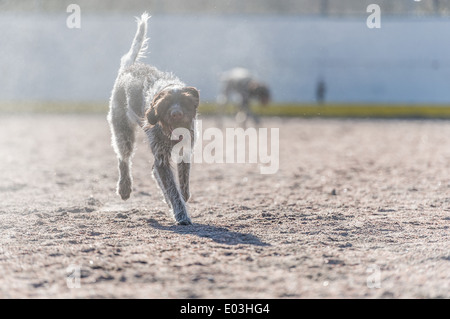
[1,12,450,103]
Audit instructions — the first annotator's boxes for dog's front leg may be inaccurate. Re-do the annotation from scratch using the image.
[178,162,190,202]
[153,160,192,225]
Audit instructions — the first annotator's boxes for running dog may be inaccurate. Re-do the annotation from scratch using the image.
[107,13,199,225]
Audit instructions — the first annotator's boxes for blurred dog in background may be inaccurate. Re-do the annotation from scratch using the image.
[217,68,270,127]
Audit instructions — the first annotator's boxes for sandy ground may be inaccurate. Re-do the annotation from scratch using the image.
[0,114,449,299]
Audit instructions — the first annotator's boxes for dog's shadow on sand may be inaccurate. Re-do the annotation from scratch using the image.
[147,219,270,247]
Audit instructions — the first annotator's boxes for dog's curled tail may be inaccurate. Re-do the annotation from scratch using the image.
[120,12,150,70]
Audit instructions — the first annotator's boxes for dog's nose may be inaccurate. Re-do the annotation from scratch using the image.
[171,109,183,121]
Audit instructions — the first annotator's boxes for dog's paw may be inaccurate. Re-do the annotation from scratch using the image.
[174,210,192,225]
[118,189,131,200]
[117,179,132,201]
[177,218,193,226]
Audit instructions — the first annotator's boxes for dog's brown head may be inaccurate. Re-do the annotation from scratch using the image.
[146,86,199,135]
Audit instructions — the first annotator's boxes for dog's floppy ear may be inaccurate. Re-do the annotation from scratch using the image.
[182,87,200,108]
[146,91,166,125]
[146,107,158,125]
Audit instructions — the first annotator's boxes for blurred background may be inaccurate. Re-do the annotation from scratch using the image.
[1,0,450,116]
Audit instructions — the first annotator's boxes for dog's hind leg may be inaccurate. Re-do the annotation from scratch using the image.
[108,87,137,200]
